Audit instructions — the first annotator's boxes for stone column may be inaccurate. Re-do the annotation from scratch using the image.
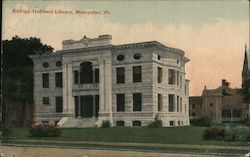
[99,60,105,113]
[67,63,74,114]
[62,63,68,114]
[104,57,113,125]
[98,56,113,125]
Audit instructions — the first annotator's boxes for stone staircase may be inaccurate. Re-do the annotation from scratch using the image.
[60,117,97,128]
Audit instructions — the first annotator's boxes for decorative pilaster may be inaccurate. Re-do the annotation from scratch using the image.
[99,60,105,112]
[62,63,74,115]
[98,56,113,125]
[105,57,113,125]
[62,63,68,114]
[67,63,74,114]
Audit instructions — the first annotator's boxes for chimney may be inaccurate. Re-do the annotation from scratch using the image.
[222,79,226,86]
[204,85,206,90]
[222,79,230,87]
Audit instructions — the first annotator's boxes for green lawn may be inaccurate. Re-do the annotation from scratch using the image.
[10,126,248,146]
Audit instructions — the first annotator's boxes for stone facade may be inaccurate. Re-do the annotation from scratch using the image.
[29,35,190,127]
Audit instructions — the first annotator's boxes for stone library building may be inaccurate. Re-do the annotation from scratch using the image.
[29,34,190,127]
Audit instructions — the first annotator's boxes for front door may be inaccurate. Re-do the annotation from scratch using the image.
[81,95,93,117]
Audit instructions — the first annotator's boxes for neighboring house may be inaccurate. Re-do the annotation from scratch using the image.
[190,46,250,123]
[189,96,202,118]
[29,34,190,127]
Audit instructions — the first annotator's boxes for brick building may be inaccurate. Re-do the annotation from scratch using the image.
[29,35,190,127]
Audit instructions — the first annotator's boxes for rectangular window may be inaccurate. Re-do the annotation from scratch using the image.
[116,67,125,84]
[168,69,175,85]
[177,96,179,112]
[185,104,187,113]
[180,97,182,113]
[158,67,162,83]
[180,75,183,88]
[170,121,174,126]
[42,73,49,88]
[158,94,162,111]
[192,104,195,109]
[95,95,99,117]
[168,94,174,112]
[133,66,142,83]
[55,72,63,87]
[74,96,79,117]
[95,69,99,83]
[177,71,180,86]
[74,71,79,84]
[133,93,142,111]
[192,112,195,116]
[116,94,125,112]
[55,96,63,113]
[43,97,49,105]
[185,84,187,94]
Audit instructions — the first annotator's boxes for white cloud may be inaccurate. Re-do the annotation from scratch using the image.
[2,4,249,95]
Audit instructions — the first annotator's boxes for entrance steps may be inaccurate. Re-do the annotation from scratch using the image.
[60,117,97,128]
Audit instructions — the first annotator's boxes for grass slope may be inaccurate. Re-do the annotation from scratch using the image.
[10,127,247,146]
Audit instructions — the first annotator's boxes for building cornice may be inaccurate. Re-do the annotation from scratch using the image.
[113,41,186,57]
[29,40,188,61]
[29,52,62,60]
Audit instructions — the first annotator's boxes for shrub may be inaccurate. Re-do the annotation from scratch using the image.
[225,126,250,141]
[29,123,61,137]
[101,120,111,128]
[148,115,162,128]
[1,124,12,137]
[202,127,225,140]
[243,118,250,127]
[191,117,212,127]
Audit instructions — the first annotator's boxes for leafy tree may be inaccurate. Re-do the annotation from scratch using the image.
[2,36,53,128]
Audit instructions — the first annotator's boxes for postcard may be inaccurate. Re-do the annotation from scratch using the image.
[1,0,250,157]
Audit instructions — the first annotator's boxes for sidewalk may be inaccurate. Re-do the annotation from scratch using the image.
[0,145,220,157]
[10,139,250,151]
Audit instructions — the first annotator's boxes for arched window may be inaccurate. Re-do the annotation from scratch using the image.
[80,62,93,84]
